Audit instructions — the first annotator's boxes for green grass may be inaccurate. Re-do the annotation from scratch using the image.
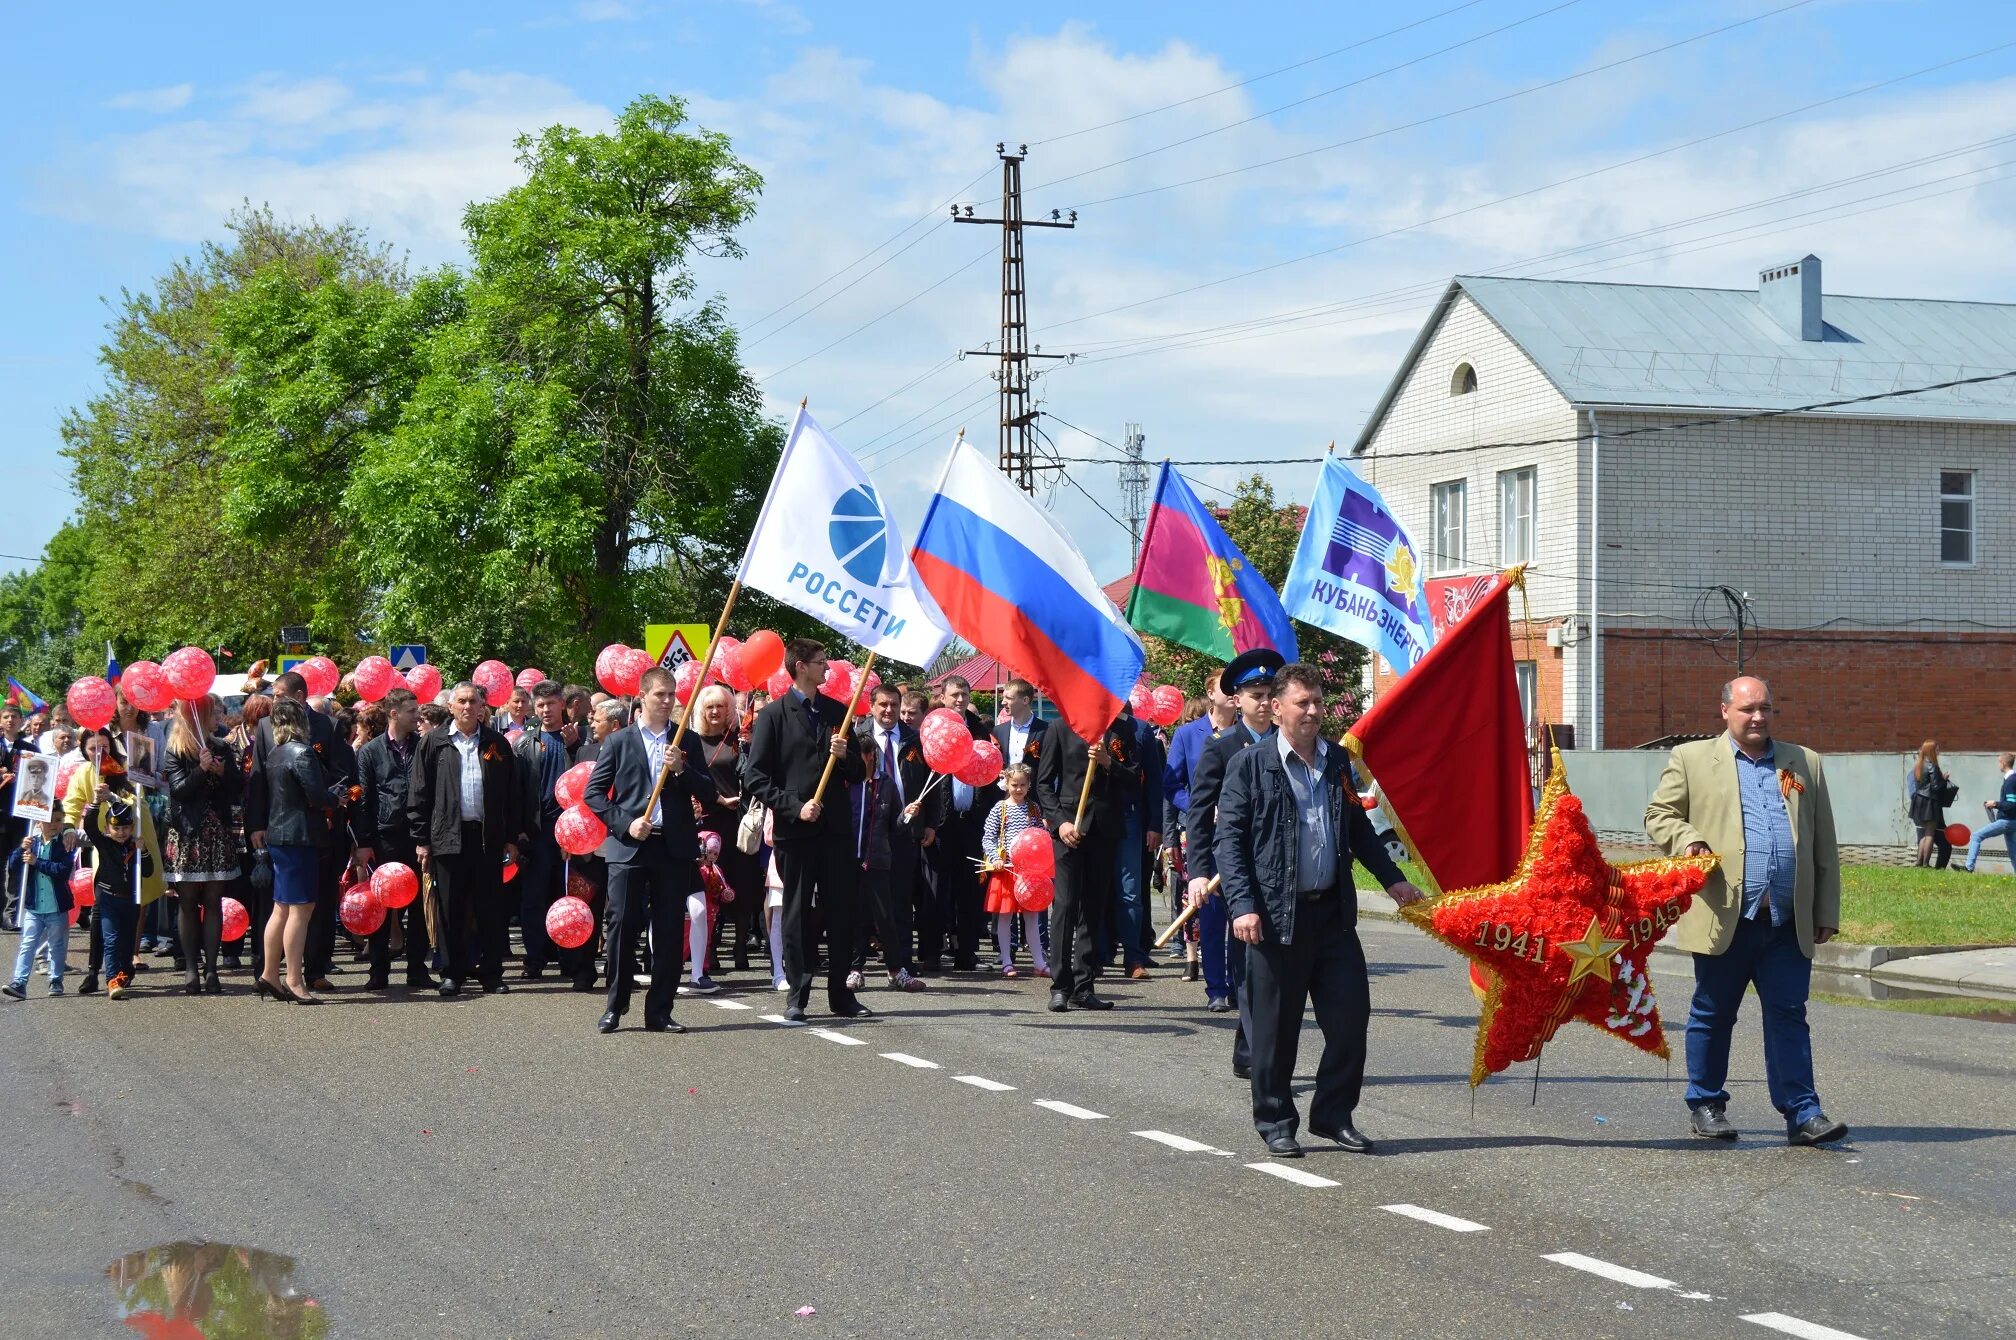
[1815,992,2016,1022]
[1837,866,2016,947]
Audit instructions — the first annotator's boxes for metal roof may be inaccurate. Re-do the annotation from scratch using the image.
[1354,265,2016,452]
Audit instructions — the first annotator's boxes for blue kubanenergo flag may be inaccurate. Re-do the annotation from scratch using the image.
[1280,456,1436,674]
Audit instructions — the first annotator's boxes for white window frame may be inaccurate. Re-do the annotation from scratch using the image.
[1939,470,1974,567]
[1430,479,1468,575]
[1498,466,1536,565]
[1514,660,1538,727]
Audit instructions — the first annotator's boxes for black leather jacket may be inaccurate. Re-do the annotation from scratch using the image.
[164,732,242,838]
[265,740,344,849]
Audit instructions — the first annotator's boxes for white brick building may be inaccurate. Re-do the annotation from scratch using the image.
[1353,256,2016,752]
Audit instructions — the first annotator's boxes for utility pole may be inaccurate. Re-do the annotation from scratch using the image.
[955,143,1075,493]
[1120,422,1148,561]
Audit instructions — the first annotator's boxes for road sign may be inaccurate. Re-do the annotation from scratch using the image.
[277,654,310,680]
[644,623,712,672]
[278,626,311,649]
[389,644,427,671]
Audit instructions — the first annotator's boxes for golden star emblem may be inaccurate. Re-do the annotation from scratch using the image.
[1558,915,1629,986]
[1384,542,1418,602]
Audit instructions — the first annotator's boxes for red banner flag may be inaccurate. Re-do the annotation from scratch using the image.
[1344,569,1531,894]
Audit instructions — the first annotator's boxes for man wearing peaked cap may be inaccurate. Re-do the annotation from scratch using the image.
[1219,648,1286,698]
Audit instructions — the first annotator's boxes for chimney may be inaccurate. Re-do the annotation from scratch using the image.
[1759,254,1823,341]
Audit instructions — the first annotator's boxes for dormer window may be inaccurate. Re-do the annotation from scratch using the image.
[1451,362,1478,395]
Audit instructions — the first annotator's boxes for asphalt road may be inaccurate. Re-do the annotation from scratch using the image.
[3,919,2012,1339]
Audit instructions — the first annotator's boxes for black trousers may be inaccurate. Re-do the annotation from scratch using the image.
[304,844,343,980]
[604,834,688,1023]
[1049,819,1118,1001]
[433,823,506,987]
[855,836,918,973]
[519,829,587,977]
[367,841,431,981]
[925,810,986,967]
[777,835,861,1014]
[1243,893,1370,1140]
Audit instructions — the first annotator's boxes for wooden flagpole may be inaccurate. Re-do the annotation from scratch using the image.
[809,650,876,807]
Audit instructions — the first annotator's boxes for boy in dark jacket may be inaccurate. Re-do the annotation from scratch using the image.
[85,795,155,1000]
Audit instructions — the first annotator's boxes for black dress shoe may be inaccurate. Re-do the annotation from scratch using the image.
[1265,1134,1303,1158]
[1789,1113,1848,1146]
[833,1003,875,1019]
[571,974,599,993]
[1233,1060,1251,1079]
[438,978,462,998]
[520,965,544,981]
[365,973,390,991]
[597,1011,620,1034]
[1689,1103,1739,1140]
[481,980,510,995]
[406,974,439,991]
[1074,993,1115,1010]
[781,1006,809,1026]
[1048,990,1069,1012]
[1309,1123,1374,1154]
[644,1017,687,1034]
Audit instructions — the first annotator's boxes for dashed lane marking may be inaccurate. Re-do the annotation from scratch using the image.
[880,1053,940,1069]
[1380,1204,1490,1233]
[1132,1130,1235,1156]
[1740,1313,1871,1340]
[1244,1162,1340,1189]
[951,1075,1016,1092]
[1033,1099,1108,1120]
[706,999,752,1010]
[809,1028,866,1046]
[1543,1252,1681,1290]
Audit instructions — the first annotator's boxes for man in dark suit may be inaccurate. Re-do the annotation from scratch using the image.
[1034,713,1132,1012]
[1217,663,1423,1159]
[1186,650,1284,1074]
[852,682,938,992]
[993,678,1047,778]
[408,681,522,997]
[929,674,993,971]
[1109,702,1166,978]
[745,638,869,1023]
[246,669,356,990]
[514,679,591,987]
[583,667,714,1034]
[352,687,433,991]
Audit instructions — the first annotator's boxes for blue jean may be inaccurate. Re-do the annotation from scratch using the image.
[1110,808,1150,969]
[97,893,138,980]
[1965,818,2014,871]
[1685,915,1821,1129]
[10,907,68,988]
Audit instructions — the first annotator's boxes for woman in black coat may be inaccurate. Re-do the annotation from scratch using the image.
[163,694,242,994]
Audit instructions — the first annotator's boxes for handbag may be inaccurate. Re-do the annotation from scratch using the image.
[1938,778,1959,807]
[736,798,767,856]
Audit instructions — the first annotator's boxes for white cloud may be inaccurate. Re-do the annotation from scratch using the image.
[106,83,193,114]
[575,0,635,20]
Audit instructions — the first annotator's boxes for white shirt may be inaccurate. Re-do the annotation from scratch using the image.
[638,720,669,826]
[1007,715,1033,764]
[450,727,484,822]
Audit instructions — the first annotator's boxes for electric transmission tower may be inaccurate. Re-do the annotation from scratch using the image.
[1120,422,1149,561]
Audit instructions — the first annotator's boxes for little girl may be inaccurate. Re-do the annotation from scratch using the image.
[763,812,787,990]
[687,832,733,994]
[980,764,1049,978]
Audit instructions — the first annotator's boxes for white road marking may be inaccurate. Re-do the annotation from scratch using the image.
[1033,1099,1108,1120]
[1244,1162,1340,1189]
[759,1013,802,1027]
[879,1052,940,1069]
[951,1075,1016,1092]
[809,1028,866,1046]
[1543,1253,1680,1290]
[1380,1203,1490,1233]
[706,998,752,1011]
[1740,1313,1872,1340]
[1132,1130,1234,1156]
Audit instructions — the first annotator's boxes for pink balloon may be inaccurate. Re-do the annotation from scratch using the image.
[1010,826,1055,879]
[67,677,116,731]
[554,804,608,856]
[955,737,1003,787]
[472,659,514,708]
[707,637,740,687]
[674,658,703,706]
[516,666,546,692]
[546,895,595,950]
[722,641,756,695]
[596,644,640,696]
[764,668,793,698]
[920,714,975,774]
[555,760,595,811]
[1013,873,1055,912]
[819,659,854,704]
[405,663,443,702]
[371,862,419,910]
[163,646,217,701]
[339,885,386,936]
[621,647,657,690]
[220,896,250,942]
[848,669,881,714]
[122,661,175,714]
[55,759,83,801]
[1128,683,1153,717]
[298,656,341,699]
[352,656,400,703]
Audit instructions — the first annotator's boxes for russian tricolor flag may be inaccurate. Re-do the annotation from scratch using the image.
[911,436,1144,741]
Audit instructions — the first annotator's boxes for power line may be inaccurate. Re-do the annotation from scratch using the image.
[757,245,995,386]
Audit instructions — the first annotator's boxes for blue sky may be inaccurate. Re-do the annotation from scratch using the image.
[6,0,2012,586]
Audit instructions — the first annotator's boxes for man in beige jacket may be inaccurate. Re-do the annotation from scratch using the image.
[1644,676,1847,1146]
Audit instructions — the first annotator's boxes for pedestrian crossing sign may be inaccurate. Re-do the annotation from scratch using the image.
[389,644,427,671]
[644,623,711,672]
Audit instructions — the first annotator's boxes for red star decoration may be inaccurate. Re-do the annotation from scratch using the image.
[1401,754,1719,1086]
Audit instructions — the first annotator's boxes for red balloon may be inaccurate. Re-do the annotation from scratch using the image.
[502,856,520,883]
[555,760,595,811]
[67,677,117,732]
[298,656,340,699]
[921,725,974,774]
[1946,822,1971,847]
[567,869,599,903]
[69,867,96,906]
[339,885,386,936]
[516,666,546,692]
[351,656,400,703]
[620,647,657,690]
[1151,684,1186,728]
[741,630,786,685]
[764,668,793,698]
[163,646,217,701]
[848,669,881,714]
[371,861,419,910]
[1009,826,1055,879]
[220,896,250,942]
[956,737,1003,787]
[546,894,595,950]
[405,663,443,702]
[674,658,703,706]
[596,644,640,696]
[1013,872,1054,912]
[707,637,740,687]
[122,661,175,714]
[55,759,83,801]
[1128,683,1153,717]
[722,641,756,695]
[554,803,608,856]
[819,659,854,704]
[472,659,514,708]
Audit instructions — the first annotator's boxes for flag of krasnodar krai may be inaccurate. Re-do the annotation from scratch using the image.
[738,406,953,669]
